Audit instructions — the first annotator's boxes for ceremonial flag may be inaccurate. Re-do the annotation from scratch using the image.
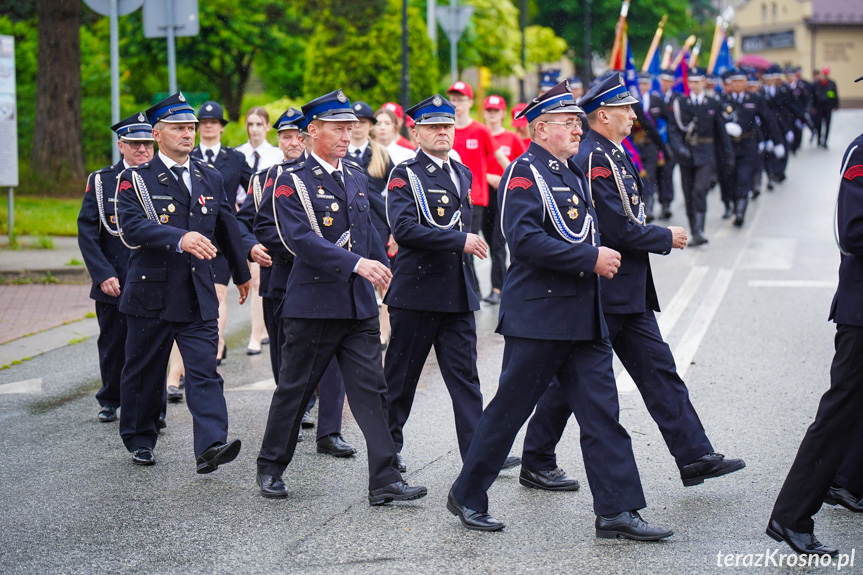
[715,36,732,76]
[673,54,690,96]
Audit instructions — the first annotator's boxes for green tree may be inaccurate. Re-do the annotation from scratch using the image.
[304,0,438,107]
[526,25,568,71]
[534,0,694,72]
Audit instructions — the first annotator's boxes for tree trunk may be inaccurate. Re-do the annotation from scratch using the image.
[32,0,85,183]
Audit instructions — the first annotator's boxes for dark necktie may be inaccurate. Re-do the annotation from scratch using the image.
[352,148,362,160]
[252,150,260,172]
[443,162,452,176]
[205,149,215,164]
[332,169,346,191]
[170,165,190,195]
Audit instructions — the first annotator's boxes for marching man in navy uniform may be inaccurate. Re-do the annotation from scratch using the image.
[668,67,735,246]
[767,112,863,557]
[78,113,155,423]
[447,80,673,540]
[520,73,744,499]
[255,90,427,504]
[115,93,251,470]
[383,95,520,473]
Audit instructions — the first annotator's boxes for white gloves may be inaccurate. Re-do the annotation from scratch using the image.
[786,130,794,143]
[774,144,786,159]
[725,122,743,137]
[766,140,774,153]
[758,141,766,153]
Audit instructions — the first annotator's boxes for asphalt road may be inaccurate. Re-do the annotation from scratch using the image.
[1,112,861,574]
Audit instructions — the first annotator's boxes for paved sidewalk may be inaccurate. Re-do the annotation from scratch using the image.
[0,284,93,344]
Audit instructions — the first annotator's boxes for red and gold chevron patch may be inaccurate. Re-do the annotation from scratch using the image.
[265,178,274,189]
[388,178,407,191]
[119,180,132,193]
[589,167,612,180]
[843,165,863,181]
[507,177,533,190]
[274,184,295,198]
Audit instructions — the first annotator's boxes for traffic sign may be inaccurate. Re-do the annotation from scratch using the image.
[143,0,199,38]
[436,4,474,43]
[82,0,145,17]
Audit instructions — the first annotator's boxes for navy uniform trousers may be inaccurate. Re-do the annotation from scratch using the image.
[94,302,127,407]
[522,310,712,472]
[771,324,863,532]
[451,335,646,516]
[385,309,482,459]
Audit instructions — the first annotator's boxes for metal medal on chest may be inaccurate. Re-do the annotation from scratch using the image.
[571,194,579,205]
[201,206,208,214]
[437,207,445,217]
[167,203,176,213]
[631,195,639,205]
[568,207,578,219]
[323,216,334,226]
[159,214,169,223]
[331,202,339,212]
[441,195,449,204]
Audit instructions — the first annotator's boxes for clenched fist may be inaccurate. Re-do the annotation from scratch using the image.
[594,246,622,279]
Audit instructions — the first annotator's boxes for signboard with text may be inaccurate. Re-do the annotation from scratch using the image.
[741,30,795,53]
[0,35,17,187]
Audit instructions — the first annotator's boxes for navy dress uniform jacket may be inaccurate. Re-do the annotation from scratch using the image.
[192,144,253,206]
[576,131,672,314]
[384,149,479,312]
[78,161,130,304]
[356,145,394,248]
[116,155,252,321]
[831,134,863,327]
[273,154,389,320]
[496,142,605,341]
[668,94,734,169]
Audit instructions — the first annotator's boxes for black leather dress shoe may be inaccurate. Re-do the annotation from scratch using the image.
[484,291,501,305]
[680,452,746,486]
[156,416,167,430]
[446,490,504,531]
[316,433,356,457]
[766,519,838,556]
[519,467,580,491]
[368,480,427,505]
[196,439,242,474]
[257,473,288,498]
[131,447,155,466]
[167,385,183,403]
[824,485,863,512]
[396,452,407,473]
[301,411,315,429]
[596,511,673,541]
[97,406,117,423]
[501,455,521,470]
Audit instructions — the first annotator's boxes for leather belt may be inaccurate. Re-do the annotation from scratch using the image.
[731,131,755,142]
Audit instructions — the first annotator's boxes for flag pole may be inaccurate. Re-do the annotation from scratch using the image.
[660,44,673,70]
[688,40,701,68]
[609,0,631,70]
[641,15,667,72]
[670,35,697,70]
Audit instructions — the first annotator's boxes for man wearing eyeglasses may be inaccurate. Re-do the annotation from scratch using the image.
[521,74,744,505]
[446,79,672,541]
[77,113,155,425]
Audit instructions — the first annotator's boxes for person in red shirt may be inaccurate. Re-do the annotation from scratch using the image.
[448,81,509,302]
[511,103,531,148]
[382,102,417,151]
[481,95,526,303]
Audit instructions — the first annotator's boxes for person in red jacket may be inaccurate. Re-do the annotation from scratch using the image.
[448,81,510,301]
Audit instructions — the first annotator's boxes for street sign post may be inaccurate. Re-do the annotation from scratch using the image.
[143,0,199,94]
[83,0,146,163]
[0,35,17,239]
[436,2,474,83]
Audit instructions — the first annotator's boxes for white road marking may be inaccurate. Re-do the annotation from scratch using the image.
[227,378,276,392]
[0,378,43,395]
[673,268,734,379]
[739,238,797,270]
[748,280,836,289]
[617,266,709,393]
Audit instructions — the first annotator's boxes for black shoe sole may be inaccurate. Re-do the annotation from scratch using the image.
[501,457,522,470]
[196,440,242,474]
[682,459,746,486]
[167,396,183,403]
[98,415,117,423]
[300,419,315,429]
[823,493,863,513]
[519,476,580,492]
[369,487,427,506]
[596,528,673,541]
[316,447,357,458]
[446,500,504,531]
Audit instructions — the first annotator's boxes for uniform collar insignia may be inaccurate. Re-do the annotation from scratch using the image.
[426,163,437,173]
[548,159,560,171]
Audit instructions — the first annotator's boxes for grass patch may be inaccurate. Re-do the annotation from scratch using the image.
[0,196,81,237]
[84,311,96,318]
[31,235,54,249]
[43,271,59,284]
[68,336,89,345]
[66,258,84,266]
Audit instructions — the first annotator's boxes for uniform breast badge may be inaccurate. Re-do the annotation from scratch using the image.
[568,207,578,219]
[572,194,579,205]
[437,207,445,217]
[201,207,208,214]
[159,214,170,223]
[167,203,176,213]
[323,216,334,227]
[331,202,340,212]
[441,195,450,204]
[632,195,639,205]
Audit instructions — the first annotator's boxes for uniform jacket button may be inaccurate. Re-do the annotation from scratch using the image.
[141,275,146,279]
[192,267,196,272]
[335,267,341,273]
[579,272,584,277]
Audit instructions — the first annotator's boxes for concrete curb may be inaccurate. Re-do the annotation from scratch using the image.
[0,267,91,284]
[0,318,99,368]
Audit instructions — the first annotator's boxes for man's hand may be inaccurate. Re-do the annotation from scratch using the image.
[463,233,489,259]
[669,226,688,249]
[250,244,272,267]
[236,281,250,304]
[100,277,121,297]
[357,258,393,290]
[180,232,218,260]
[594,246,622,279]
